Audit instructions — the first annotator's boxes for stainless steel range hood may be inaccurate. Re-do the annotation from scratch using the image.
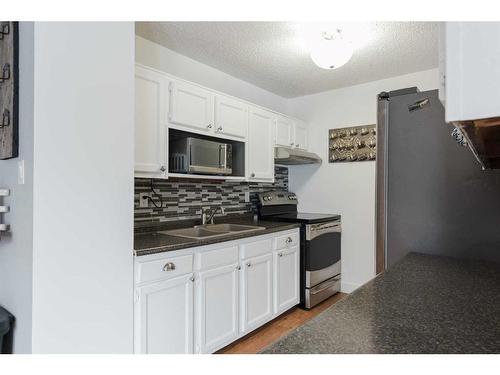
[274,147,322,165]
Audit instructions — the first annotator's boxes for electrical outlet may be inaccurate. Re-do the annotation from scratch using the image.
[244,191,250,203]
[139,193,150,208]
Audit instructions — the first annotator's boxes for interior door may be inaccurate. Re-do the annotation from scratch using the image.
[248,107,275,181]
[169,81,214,133]
[379,89,500,269]
[196,264,239,354]
[215,94,248,139]
[274,246,299,314]
[239,252,273,334]
[135,274,194,354]
[135,66,168,176]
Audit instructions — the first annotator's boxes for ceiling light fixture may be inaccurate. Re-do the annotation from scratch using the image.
[307,29,353,70]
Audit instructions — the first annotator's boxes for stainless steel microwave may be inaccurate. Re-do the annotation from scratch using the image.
[169,137,233,175]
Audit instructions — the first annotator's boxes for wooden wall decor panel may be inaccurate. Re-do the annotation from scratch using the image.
[329,124,376,163]
[0,21,19,160]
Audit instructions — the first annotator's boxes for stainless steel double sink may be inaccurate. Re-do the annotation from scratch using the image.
[158,223,266,240]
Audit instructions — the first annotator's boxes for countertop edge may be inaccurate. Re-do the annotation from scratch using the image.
[134,222,301,257]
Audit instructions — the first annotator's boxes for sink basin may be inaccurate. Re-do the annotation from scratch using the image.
[160,227,230,239]
[159,223,265,240]
[199,224,266,233]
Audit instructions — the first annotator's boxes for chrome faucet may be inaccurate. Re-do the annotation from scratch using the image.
[202,206,225,225]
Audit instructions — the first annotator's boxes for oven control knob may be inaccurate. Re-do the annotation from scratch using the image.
[268,196,272,200]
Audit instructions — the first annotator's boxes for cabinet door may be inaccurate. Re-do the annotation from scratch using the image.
[275,115,294,148]
[294,120,308,151]
[135,66,168,176]
[169,81,214,132]
[240,252,273,334]
[195,264,239,353]
[248,107,275,181]
[214,94,248,139]
[135,274,194,354]
[274,246,300,315]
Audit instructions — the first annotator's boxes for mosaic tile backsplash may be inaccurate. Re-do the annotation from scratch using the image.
[134,166,288,225]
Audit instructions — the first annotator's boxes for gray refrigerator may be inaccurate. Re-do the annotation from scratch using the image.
[376,88,500,272]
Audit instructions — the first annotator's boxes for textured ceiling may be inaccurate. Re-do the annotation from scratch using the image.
[135,22,439,98]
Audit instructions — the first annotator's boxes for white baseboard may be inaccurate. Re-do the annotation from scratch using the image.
[340,281,361,294]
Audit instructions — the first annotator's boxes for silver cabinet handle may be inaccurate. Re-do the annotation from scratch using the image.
[237,265,241,270]
[290,142,294,146]
[162,262,176,272]
[296,144,300,148]
[207,124,213,129]
[278,252,283,257]
[217,126,223,132]
[250,172,255,178]
[190,276,195,282]
[160,165,166,172]
[246,262,251,267]
[286,237,293,244]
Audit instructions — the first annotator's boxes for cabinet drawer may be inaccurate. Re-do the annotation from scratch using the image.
[195,245,239,271]
[274,232,299,250]
[136,254,193,284]
[240,238,273,260]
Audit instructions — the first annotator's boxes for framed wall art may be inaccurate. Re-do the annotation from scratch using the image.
[0,21,19,160]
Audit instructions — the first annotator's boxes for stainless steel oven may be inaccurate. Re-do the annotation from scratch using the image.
[170,137,233,175]
[257,190,342,309]
[304,220,341,308]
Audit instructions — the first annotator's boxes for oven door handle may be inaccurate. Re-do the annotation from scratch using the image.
[307,223,341,240]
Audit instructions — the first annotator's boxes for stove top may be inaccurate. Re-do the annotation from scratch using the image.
[257,190,340,224]
[265,212,341,224]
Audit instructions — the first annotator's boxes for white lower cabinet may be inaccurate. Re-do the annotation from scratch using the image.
[274,246,300,314]
[134,228,300,354]
[239,252,274,334]
[135,273,194,354]
[195,263,239,353]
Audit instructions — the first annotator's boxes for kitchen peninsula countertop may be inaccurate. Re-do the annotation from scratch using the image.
[262,252,500,354]
[134,217,300,256]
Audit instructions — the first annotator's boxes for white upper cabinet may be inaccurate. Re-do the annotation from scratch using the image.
[248,107,275,182]
[440,22,500,122]
[293,120,308,151]
[275,115,294,147]
[214,94,249,139]
[135,66,168,177]
[275,115,309,151]
[169,81,214,132]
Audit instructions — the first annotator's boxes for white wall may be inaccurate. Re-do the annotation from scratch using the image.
[287,69,439,292]
[0,22,34,353]
[31,22,135,353]
[135,36,290,115]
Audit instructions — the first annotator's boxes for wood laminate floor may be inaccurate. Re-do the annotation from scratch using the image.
[216,293,347,354]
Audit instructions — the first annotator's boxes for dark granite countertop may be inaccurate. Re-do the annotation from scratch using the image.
[263,252,500,354]
[134,218,300,256]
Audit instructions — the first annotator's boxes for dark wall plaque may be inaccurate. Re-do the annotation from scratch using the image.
[329,124,377,163]
[0,21,19,160]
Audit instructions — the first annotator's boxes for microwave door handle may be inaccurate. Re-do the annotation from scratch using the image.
[219,144,227,170]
